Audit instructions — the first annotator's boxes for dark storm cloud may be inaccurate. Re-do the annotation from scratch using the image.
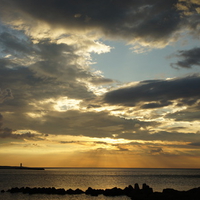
[171,47,200,69]
[104,74,200,107]
[1,0,199,44]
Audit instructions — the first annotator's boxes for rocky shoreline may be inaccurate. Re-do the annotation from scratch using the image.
[1,183,200,200]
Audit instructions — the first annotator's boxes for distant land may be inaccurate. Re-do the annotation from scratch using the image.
[0,166,45,170]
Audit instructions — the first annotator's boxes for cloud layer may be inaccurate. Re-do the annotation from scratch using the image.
[171,47,200,68]
[0,0,200,167]
[104,75,200,107]
[1,0,200,47]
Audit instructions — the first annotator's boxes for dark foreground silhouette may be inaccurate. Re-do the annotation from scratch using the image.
[1,183,200,200]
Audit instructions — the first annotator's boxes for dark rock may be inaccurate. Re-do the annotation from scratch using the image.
[135,183,140,190]
[9,187,21,193]
[66,188,84,194]
[55,188,65,195]
[22,187,31,194]
[103,187,124,196]
[85,187,104,196]
[184,187,200,200]
[123,185,134,195]
[74,188,84,194]
[163,188,179,194]
[66,188,75,194]
[48,187,57,194]
[142,183,153,194]
[4,184,200,200]
[85,187,96,196]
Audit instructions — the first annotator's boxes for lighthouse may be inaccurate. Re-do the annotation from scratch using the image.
[20,163,23,168]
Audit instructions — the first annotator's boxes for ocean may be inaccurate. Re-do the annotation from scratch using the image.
[0,168,200,200]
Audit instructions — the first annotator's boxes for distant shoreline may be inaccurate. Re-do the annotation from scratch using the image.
[0,166,45,170]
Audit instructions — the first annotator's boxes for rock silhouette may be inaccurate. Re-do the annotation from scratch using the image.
[2,184,200,200]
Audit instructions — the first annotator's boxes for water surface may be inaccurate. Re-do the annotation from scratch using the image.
[0,168,200,200]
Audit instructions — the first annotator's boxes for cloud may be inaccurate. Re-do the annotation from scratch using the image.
[1,0,199,49]
[0,88,13,103]
[104,74,200,107]
[0,114,39,140]
[2,109,157,138]
[166,104,200,121]
[189,142,200,146]
[89,77,115,85]
[115,145,130,152]
[0,25,118,139]
[0,31,32,55]
[149,147,163,155]
[0,130,37,139]
[0,31,111,103]
[0,0,199,167]
[141,101,173,109]
[116,130,200,143]
[171,47,200,68]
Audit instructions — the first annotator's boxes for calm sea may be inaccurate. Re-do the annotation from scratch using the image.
[0,168,200,200]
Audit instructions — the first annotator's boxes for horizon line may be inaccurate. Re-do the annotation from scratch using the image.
[1,165,200,169]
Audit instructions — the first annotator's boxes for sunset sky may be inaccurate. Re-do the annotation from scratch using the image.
[0,0,200,168]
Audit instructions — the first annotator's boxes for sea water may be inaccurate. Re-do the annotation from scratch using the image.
[0,168,200,200]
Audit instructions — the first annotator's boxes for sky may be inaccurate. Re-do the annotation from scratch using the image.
[0,0,200,168]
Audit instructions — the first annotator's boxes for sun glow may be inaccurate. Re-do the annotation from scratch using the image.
[54,97,82,111]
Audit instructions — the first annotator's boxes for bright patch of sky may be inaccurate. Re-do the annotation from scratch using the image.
[91,37,200,82]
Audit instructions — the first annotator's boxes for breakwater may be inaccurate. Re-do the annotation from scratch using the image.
[0,166,44,170]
